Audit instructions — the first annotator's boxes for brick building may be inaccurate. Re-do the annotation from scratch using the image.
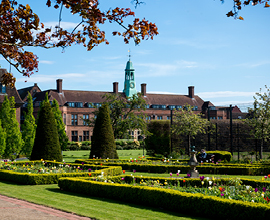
[17,59,245,141]
[0,68,24,124]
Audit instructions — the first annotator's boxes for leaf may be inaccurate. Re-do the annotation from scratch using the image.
[265,2,270,8]
[238,16,244,20]
[226,11,234,17]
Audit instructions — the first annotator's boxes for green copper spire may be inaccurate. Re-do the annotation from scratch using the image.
[123,58,137,98]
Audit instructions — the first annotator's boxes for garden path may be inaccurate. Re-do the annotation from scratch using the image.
[0,194,91,220]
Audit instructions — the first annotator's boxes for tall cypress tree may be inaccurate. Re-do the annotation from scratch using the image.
[30,93,62,162]
[0,119,6,157]
[0,96,23,160]
[21,92,36,158]
[51,99,68,151]
[90,103,118,159]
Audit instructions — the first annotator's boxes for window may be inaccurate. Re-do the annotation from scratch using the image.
[167,116,171,120]
[71,131,78,141]
[88,103,94,108]
[68,102,75,107]
[218,116,223,120]
[146,116,151,120]
[209,106,216,110]
[71,114,78,125]
[176,105,182,110]
[83,114,89,126]
[151,105,160,109]
[192,106,198,111]
[168,105,176,110]
[68,102,83,107]
[0,84,6,93]
[160,105,166,109]
[93,103,102,108]
[63,114,66,125]
[157,116,162,120]
[75,102,83,107]
[83,131,89,141]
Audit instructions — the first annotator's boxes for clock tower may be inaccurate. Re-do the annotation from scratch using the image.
[123,58,137,98]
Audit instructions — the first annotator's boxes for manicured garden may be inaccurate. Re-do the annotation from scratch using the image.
[1,150,270,220]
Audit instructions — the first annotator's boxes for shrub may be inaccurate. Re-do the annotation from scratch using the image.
[90,104,118,159]
[30,95,62,162]
[145,120,170,156]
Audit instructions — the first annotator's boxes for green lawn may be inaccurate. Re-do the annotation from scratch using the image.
[125,172,264,180]
[0,181,209,220]
[62,150,145,162]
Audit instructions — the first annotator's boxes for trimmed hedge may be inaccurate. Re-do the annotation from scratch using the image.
[75,159,270,175]
[206,150,232,162]
[58,177,270,220]
[0,162,122,185]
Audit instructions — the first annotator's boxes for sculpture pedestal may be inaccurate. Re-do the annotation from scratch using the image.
[187,151,199,178]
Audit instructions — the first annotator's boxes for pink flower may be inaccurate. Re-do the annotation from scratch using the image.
[177,173,179,176]
[170,173,172,176]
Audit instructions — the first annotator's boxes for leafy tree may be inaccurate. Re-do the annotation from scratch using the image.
[86,93,149,139]
[21,92,36,158]
[224,0,270,20]
[145,120,170,157]
[0,0,158,85]
[90,103,118,159]
[171,104,211,155]
[52,99,68,151]
[245,85,270,159]
[30,94,63,162]
[0,120,6,157]
[0,96,23,160]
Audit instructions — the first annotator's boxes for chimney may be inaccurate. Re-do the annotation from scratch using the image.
[113,82,118,93]
[141,83,147,96]
[57,79,62,93]
[188,86,194,99]
[34,83,37,87]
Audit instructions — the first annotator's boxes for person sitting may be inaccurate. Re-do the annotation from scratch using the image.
[197,149,207,162]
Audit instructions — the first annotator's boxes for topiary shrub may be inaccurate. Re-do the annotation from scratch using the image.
[145,120,171,156]
[30,94,63,162]
[90,103,118,159]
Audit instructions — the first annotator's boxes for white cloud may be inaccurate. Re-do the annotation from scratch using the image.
[235,60,270,68]
[43,21,81,30]
[39,60,54,65]
[197,91,255,99]
[136,60,198,77]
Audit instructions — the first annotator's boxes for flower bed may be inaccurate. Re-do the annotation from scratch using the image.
[0,160,122,185]
[58,175,270,220]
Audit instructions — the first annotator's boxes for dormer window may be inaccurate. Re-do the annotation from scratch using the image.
[0,83,6,93]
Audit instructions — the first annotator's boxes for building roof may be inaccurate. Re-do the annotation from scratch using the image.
[144,93,205,109]
[0,68,24,105]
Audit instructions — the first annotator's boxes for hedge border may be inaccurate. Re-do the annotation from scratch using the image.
[58,177,270,220]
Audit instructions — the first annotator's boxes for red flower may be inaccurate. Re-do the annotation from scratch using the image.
[123,170,126,174]
[183,180,186,183]
[88,173,92,177]
[268,174,270,178]
[100,163,102,166]
[264,197,270,203]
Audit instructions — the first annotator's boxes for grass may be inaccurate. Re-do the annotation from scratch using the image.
[0,181,209,220]
[62,150,145,162]
[124,172,265,180]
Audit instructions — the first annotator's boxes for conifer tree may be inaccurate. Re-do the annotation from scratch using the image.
[51,99,68,151]
[0,120,6,157]
[30,93,63,162]
[0,96,23,160]
[90,103,118,159]
[21,92,36,158]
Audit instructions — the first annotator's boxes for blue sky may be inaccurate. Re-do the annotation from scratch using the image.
[1,0,269,111]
